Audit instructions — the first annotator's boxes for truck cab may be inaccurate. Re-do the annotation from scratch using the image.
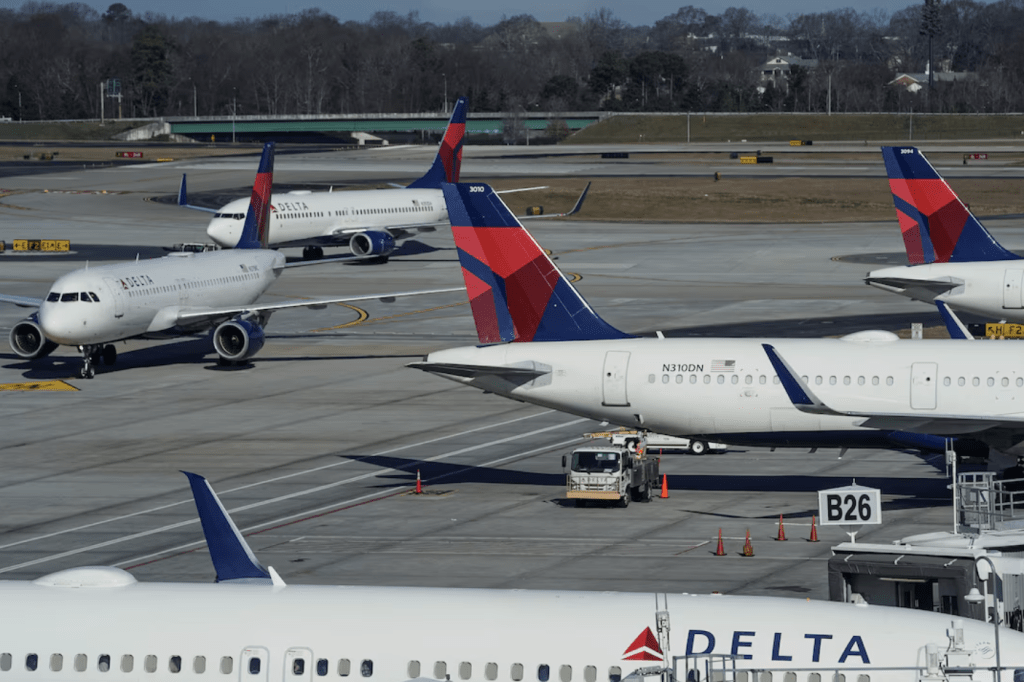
[563,443,659,508]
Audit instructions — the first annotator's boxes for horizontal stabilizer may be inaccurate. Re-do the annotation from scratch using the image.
[408,361,550,380]
[182,471,279,586]
[864,276,960,296]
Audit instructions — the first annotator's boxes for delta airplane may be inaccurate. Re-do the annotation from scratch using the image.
[9,469,1019,682]
[0,143,459,378]
[866,146,1024,323]
[410,183,1024,459]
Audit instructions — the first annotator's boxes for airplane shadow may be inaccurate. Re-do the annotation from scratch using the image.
[341,454,952,504]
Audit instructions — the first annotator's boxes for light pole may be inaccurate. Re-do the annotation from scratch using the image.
[193,82,197,118]
[443,73,448,114]
[232,92,237,144]
[15,86,21,122]
[966,556,1002,682]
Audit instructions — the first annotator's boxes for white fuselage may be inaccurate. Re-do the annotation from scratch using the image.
[424,334,1024,450]
[7,567,1022,682]
[207,188,445,248]
[38,250,283,346]
[868,261,1024,322]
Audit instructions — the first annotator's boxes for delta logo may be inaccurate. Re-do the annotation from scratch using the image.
[623,627,663,662]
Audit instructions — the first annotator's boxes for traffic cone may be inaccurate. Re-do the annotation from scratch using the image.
[775,514,787,541]
[742,529,754,557]
[660,474,669,499]
[415,469,422,494]
[714,528,726,556]
[809,515,819,542]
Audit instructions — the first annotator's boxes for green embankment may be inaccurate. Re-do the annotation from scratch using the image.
[570,113,1024,144]
[0,121,139,141]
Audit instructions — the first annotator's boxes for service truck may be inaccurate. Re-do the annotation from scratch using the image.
[562,443,659,507]
[608,430,726,456]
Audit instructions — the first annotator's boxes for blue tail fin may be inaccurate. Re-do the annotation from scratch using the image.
[442,181,631,343]
[880,146,1018,264]
[182,471,277,585]
[408,97,467,189]
[235,142,275,250]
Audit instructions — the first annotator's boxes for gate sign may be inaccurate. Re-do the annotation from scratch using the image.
[818,484,881,526]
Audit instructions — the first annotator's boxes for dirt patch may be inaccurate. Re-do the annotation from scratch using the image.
[0,143,261,163]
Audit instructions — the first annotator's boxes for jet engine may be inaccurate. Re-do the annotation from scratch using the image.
[212,319,266,362]
[349,231,396,258]
[9,314,58,359]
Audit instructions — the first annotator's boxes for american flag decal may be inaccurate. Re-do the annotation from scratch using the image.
[711,360,735,372]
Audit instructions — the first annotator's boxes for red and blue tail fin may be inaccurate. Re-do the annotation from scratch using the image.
[236,142,275,250]
[881,146,1018,264]
[408,97,467,189]
[443,182,631,344]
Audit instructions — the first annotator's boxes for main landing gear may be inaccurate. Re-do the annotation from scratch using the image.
[78,344,117,379]
[302,246,324,260]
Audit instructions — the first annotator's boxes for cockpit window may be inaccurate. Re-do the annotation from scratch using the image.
[80,292,91,301]
[88,292,100,302]
[213,212,245,220]
[46,292,59,302]
[60,292,79,302]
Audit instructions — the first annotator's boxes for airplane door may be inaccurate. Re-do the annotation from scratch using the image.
[283,648,314,681]
[1004,270,1024,309]
[602,351,631,407]
[910,362,938,410]
[102,278,125,318]
[239,646,269,681]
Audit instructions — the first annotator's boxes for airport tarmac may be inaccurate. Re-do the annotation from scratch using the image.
[0,147,1011,599]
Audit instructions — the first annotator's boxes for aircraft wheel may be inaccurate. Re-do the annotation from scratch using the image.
[102,344,117,366]
[689,440,708,456]
[642,482,653,503]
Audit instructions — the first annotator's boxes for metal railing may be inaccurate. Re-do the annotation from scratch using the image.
[958,473,1024,532]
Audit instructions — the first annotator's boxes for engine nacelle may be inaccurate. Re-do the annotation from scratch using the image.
[212,320,266,362]
[9,314,58,359]
[350,230,396,257]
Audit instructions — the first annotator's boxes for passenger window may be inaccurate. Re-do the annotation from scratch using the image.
[1003,378,1010,387]
[958,377,966,387]
[759,673,772,682]
[193,656,205,673]
[75,654,88,672]
[99,654,110,672]
[856,676,870,682]
[843,376,850,385]
[808,674,821,682]
[486,662,498,680]
[857,376,865,385]
[26,654,37,671]
[584,666,597,682]
[434,661,447,679]
[690,375,697,384]
[408,661,421,678]
[512,663,524,681]
[773,376,780,384]
[249,657,261,674]
[220,657,233,674]
[1018,378,1023,388]
[675,374,683,384]
[814,376,822,385]
[833,676,845,682]
[988,377,995,387]
[717,375,724,384]
[145,655,157,673]
[169,655,182,673]
[460,661,472,679]
[46,292,60,302]
[608,667,621,682]
[539,664,551,682]
[973,377,980,387]
[49,654,62,672]
[1,653,12,671]
[338,659,351,677]
[731,375,739,384]
[744,375,752,385]
[704,375,711,384]
[872,376,879,386]
[647,374,654,384]
[560,665,572,682]
[943,377,951,386]
[121,655,134,673]
[293,658,305,675]
[317,659,329,676]
[360,659,373,677]
[784,673,797,682]
[759,375,766,385]
[886,376,894,386]
[662,374,669,384]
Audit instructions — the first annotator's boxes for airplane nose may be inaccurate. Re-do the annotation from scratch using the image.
[207,219,238,247]
[37,304,80,345]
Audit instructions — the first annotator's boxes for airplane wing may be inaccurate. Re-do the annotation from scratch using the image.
[864,276,960,296]
[0,293,43,308]
[177,174,218,214]
[519,182,591,220]
[174,286,464,324]
[761,343,1024,435]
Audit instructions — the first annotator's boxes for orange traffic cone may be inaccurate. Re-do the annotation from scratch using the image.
[659,474,669,499]
[742,529,755,557]
[809,515,819,542]
[415,469,422,494]
[776,514,787,541]
[714,528,726,556]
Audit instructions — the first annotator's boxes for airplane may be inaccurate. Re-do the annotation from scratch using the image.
[5,469,1018,682]
[179,97,470,261]
[410,182,1024,459]
[866,146,1024,324]
[0,143,460,379]
[183,97,590,262]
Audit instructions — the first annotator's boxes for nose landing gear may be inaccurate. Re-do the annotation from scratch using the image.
[78,344,117,379]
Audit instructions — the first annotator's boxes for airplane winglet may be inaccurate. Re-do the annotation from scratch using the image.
[520,182,592,220]
[182,471,279,586]
[177,173,218,214]
[761,344,839,416]
[567,181,591,216]
[936,301,973,340]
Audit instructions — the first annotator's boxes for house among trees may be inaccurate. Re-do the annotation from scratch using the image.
[759,55,820,89]
[889,65,978,94]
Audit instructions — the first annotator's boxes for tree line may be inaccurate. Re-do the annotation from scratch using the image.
[3,0,1024,124]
